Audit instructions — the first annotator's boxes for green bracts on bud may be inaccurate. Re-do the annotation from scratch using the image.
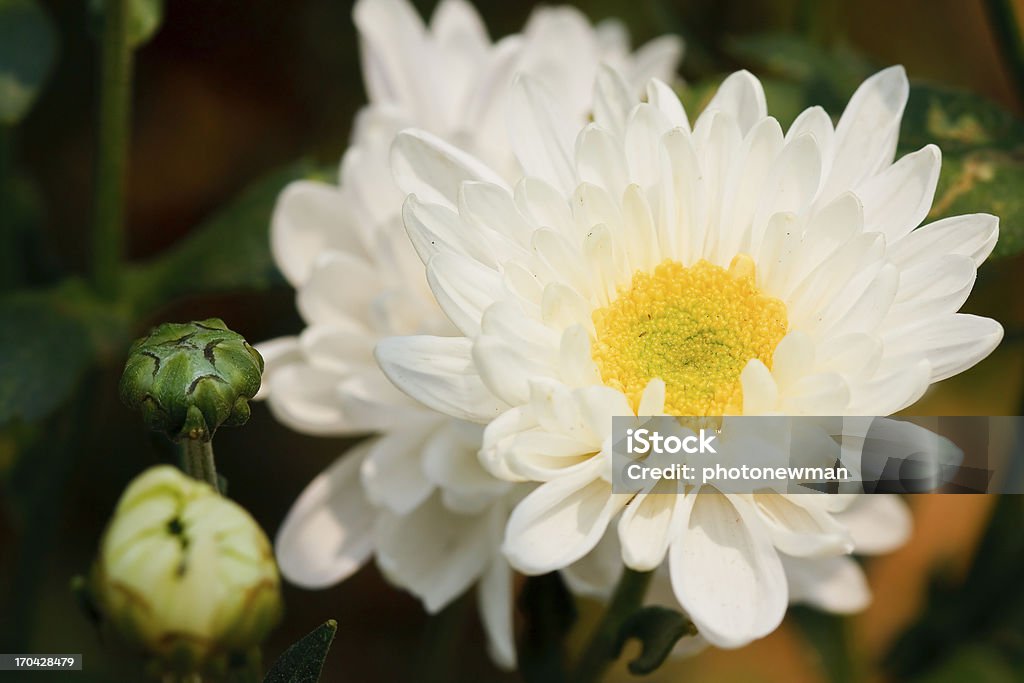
[119,319,263,441]
[92,466,282,672]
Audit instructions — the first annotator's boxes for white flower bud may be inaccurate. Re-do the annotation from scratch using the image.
[93,466,282,670]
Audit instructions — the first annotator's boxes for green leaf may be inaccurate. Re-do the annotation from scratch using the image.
[911,645,1019,683]
[0,0,57,124]
[900,83,1024,154]
[127,162,330,310]
[88,0,165,48]
[263,620,338,683]
[0,278,134,426]
[614,606,696,676]
[900,84,1024,259]
[726,32,874,115]
[0,293,93,425]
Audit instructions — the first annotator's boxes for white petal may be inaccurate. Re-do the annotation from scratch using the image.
[645,78,689,131]
[422,420,508,514]
[669,493,788,648]
[478,554,516,669]
[503,461,623,574]
[837,494,912,554]
[783,555,870,614]
[376,495,495,612]
[254,335,301,401]
[275,440,376,588]
[704,70,766,136]
[857,145,941,241]
[619,491,676,570]
[593,64,634,138]
[296,252,380,327]
[884,314,1003,382]
[361,423,437,515]
[376,335,509,423]
[753,494,853,558]
[474,334,558,406]
[888,213,999,268]
[425,252,506,335]
[509,75,577,192]
[353,0,435,118]
[264,362,357,436]
[741,360,779,414]
[824,65,908,199]
[271,181,365,286]
[627,36,684,89]
[391,129,507,208]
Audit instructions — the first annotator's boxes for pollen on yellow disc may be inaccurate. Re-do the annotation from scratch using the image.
[591,255,788,416]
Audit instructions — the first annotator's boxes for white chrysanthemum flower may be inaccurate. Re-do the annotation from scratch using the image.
[258,0,682,668]
[376,65,1003,648]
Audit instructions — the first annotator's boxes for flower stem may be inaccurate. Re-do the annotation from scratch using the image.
[413,592,470,683]
[984,0,1024,106]
[183,438,220,492]
[91,0,133,299]
[570,568,653,683]
[0,125,15,291]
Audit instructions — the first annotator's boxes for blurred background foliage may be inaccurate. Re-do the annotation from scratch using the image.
[1,0,1024,681]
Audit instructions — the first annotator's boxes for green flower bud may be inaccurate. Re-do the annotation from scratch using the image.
[119,319,263,441]
[92,466,282,672]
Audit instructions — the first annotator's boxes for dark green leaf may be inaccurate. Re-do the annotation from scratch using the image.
[263,620,338,683]
[900,85,1024,259]
[726,32,874,115]
[0,292,93,424]
[0,278,133,425]
[900,83,1024,154]
[127,162,331,310]
[614,605,695,676]
[911,645,1019,683]
[0,0,57,124]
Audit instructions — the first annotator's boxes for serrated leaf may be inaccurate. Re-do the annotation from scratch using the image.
[0,0,57,124]
[614,605,696,675]
[127,162,331,308]
[263,620,338,683]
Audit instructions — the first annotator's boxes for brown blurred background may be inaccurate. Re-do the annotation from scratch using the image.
[2,0,1023,681]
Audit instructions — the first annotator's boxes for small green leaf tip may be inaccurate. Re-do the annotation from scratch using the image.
[119,318,264,441]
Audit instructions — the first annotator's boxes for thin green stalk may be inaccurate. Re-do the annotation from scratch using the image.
[183,438,220,492]
[412,592,470,683]
[570,568,653,683]
[0,125,15,290]
[985,0,1024,106]
[91,0,133,298]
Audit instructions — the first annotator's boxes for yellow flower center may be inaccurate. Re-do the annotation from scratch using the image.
[591,255,788,416]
